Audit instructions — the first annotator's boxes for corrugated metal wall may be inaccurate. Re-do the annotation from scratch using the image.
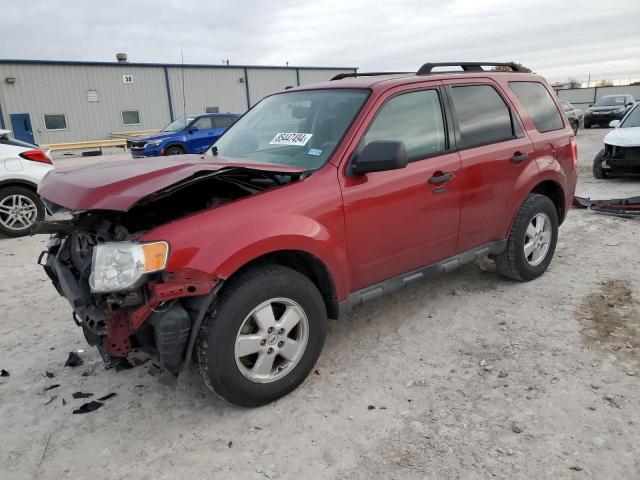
[246,68,298,107]
[0,64,169,144]
[298,69,354,85]
[166,67,247,117]
[556,85,640,111]
[0,62,355,144]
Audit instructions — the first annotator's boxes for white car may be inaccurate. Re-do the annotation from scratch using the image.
[593,104,640,179]
[0,129,53,236]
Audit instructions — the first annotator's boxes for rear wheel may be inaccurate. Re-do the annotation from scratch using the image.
[194,265,327,407]
[165,145,185,155]
[592,149,608,179]
[0,186,45,237]
[496,194,558,282]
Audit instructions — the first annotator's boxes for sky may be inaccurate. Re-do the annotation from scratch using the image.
[1,0,639,84]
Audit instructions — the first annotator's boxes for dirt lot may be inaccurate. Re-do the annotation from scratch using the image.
[1,128,639,479]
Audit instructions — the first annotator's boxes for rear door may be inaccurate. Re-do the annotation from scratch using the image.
[443,80,536,252]
[339,84,462,290]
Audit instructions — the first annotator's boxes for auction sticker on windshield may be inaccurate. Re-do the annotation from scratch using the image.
[270,133,313,146]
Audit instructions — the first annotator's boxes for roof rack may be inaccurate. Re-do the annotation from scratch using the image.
[417,62,524,75]
[330,71,411,81]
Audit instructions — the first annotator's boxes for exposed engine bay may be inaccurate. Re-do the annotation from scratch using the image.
[603,143,640,175]
[37,166,305,378]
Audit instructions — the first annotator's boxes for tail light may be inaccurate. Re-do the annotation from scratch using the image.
[19,149,52,165]
[569,137,577,170]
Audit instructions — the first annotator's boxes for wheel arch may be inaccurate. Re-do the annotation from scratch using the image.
[163,142,187,153]
[530,179,566,225]
[220,249,340,320]
[0,179,38,192]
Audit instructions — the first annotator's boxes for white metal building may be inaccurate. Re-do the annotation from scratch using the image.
[0,59,356,145]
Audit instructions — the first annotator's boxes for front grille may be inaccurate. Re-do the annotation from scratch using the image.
[127,140,146,149]
[613,147,640,162]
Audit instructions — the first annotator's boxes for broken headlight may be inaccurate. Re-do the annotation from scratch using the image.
[89,241,169,293]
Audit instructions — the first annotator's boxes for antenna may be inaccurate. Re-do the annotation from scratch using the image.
[181,50,186,121]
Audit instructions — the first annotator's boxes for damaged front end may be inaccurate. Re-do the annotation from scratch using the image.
[38,219,219,380]
[602,143,640,176]
[36,162,306,380]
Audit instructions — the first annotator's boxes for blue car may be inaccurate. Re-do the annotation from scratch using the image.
[128,113,240,158]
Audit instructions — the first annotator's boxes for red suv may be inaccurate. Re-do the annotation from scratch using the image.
[38,62,577,407]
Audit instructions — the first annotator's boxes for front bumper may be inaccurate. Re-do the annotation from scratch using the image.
[40,236,218,374]
[131,147,162,158]
[585,112,625,124]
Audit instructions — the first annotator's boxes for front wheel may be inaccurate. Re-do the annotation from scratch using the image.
[194,265,327,407]
[571,119,579,135]
[584,122,591,129]
[164,145,185,155]
[495,194,558,282]
[592,149,608,179]
[0,186,45,237]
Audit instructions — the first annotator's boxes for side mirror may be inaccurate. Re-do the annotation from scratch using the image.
[188,126,199,133]
[351,141,408,175]
[609,120,621,128]
[588,104,594,107]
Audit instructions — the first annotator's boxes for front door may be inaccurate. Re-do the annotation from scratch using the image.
[188,116,217,153]
[340,86,462,291]
[10,113,35,144]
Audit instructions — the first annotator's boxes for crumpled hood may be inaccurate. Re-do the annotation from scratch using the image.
[604,126,640,147]
[38,154,304,211]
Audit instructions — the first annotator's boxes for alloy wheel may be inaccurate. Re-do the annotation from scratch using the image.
[0,194,38,232]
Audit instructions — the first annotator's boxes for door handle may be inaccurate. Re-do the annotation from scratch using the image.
[428,171,454,184]
[511,152,528,163]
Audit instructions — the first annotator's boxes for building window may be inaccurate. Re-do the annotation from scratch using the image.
[43,114,67,131]
[87,90,99,102]
[122,110,140,125]
[206,106,220,113]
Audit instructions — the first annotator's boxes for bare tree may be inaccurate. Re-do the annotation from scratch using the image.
[567,78,581,88]
[492,62,533,73]
[596,79,614,87]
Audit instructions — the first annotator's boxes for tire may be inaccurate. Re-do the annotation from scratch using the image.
[584,122,591,129]
[592,149,608,179]
[0,186,45,237]
[194,264,327,407]
[495,194,558,282]
[571,120,579,135]
[165,145,185,155]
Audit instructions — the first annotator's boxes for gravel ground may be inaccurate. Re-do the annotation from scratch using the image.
[1,127,639,479]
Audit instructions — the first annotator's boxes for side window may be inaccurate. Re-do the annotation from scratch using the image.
[192,117,213,130]
[449,84,514,149]
[213,116,237,128]
[509,81,564,133]
[363,89,446,160]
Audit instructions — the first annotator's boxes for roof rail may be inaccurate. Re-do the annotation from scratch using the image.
[331,71,411,81]
[417,62,524,75]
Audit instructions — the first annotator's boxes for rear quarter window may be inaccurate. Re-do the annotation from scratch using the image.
[509,81,564,133]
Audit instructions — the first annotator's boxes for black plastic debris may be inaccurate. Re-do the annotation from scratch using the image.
[43,395,57,406]
[62,398,67,406]
[72,392,93,399]
[45,371,55,378]
[573,195,640,218]
[73,401,104,414]
[1,369,9,377]
[64,352,84,368]
[97,393,117,401]
[44,384,61,391]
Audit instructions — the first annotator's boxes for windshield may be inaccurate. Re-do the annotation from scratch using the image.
[621,105,640,128]
[162,116,196,132]
[210,89,369,168]
[594,96,626,107]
